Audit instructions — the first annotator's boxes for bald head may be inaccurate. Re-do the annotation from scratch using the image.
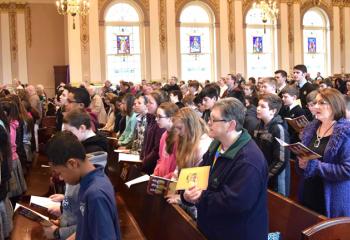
[26,85,36,96]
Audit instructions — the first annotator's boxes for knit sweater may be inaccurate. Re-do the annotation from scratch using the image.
[299,118,350,217]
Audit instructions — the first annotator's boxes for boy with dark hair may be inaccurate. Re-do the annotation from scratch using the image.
[254,93,290,196]
[46,131,121,240]
[66,87,99,131]
[169,90,185,108]
[274,69,288,96]
[293,64,316,108]
[281,86,306,143]
[64,109,108,155]
[200,86,219,123]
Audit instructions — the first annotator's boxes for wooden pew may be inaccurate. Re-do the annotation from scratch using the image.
[301,217,350,240]
[113,163,206,240]
[268,190,327,240]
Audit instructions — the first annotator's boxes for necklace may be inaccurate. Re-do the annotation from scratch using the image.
[314,121,335,148]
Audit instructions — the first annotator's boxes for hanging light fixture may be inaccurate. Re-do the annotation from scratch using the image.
[56,0,90,29]
[253,0,279,34]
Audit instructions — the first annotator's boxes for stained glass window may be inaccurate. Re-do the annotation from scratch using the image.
[180,3,215,82]
[303,8,330,77]
[245,7,277,79]
[105,3,142,83]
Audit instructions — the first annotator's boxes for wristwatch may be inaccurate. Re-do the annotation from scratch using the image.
[53,228,60,240]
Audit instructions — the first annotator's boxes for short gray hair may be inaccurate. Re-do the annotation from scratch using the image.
[213,97,246,131]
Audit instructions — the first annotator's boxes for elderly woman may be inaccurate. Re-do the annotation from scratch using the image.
[297,88,350,217]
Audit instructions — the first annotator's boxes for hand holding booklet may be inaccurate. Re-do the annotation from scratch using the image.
[15,203,53,226]
[176,166,210,190]
[275,137,322,160]
[285,115,309,133]
[147,175,177,195]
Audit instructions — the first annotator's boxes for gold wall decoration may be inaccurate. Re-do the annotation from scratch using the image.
[175,0,220,25]
[287,1,294,51]
[9,6,17,60]
[0,3,31,48]
[98,0,150,25]
[80,15,89,53]
[227,0,234,51]
[333,0,350,7]
[159,0,167,50]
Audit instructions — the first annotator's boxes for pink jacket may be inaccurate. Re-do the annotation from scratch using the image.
[153,131,177,179]
[10,120,19,160]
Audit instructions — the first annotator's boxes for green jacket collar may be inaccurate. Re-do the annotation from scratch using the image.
[208,129,251,160]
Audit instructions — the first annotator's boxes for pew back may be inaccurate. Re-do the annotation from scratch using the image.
[268,190,327,240]
[301,217,350,240]
[113,164,206,240]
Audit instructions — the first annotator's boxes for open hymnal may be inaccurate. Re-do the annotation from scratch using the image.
[118,153,142,163]
[125,175,150,188]
[15,204,52,226]
[114,149,131,154]
[147,175,177,196]
[285,115,309,133]
[176,166,210,190]
[30,195,60,210]
[275,137,322,160]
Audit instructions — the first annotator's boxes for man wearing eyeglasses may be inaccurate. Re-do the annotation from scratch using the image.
[65,87,98,132]
[181,98,268,240]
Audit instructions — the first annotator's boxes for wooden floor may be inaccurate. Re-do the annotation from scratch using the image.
[19,153,145,240]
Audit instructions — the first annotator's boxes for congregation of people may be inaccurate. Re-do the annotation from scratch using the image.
[1,64,350,239]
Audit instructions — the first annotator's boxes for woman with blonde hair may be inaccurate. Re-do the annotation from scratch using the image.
[172,107,212,171]
[167,107,212,219]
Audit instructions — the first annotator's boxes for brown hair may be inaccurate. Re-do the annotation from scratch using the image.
[318,88,346,121]
[259,93,282,115]
[172,107,208,170]
[281,86,299,98]
[158,102,179,154]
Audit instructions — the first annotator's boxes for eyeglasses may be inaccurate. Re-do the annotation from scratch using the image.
[315,100,329,106]
[67,99,77,104]
[155,115,168,120]
[208,118,227,124]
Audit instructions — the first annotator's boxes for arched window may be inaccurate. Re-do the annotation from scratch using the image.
[105,2,143,83]
[303,8,330,78]
[245,7,278,78]
[179,3,216,82]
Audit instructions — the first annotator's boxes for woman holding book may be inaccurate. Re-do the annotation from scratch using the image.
[153,102,179,178]
[297,88,350,217]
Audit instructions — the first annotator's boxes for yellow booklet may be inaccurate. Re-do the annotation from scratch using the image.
[176,166,210,190]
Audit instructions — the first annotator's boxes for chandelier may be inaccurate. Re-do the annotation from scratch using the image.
[253,0,279,33]
[56,0,90,29]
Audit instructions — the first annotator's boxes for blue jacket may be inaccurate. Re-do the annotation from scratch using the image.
[183,130,268,240]
[77,167,121,240]
[299,118,350,217]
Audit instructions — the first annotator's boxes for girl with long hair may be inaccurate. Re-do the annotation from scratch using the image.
[0,102,14,239]
[0,100,27,206]
[153,102,179,178]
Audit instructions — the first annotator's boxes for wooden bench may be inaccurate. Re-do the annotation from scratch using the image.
[268,190,327,240]
[113,163,206,240]
[113,160,350,240]
[301,217,350,240]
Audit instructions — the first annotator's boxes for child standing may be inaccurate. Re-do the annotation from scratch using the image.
[253,94,290,196]
[46,131,121,240]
